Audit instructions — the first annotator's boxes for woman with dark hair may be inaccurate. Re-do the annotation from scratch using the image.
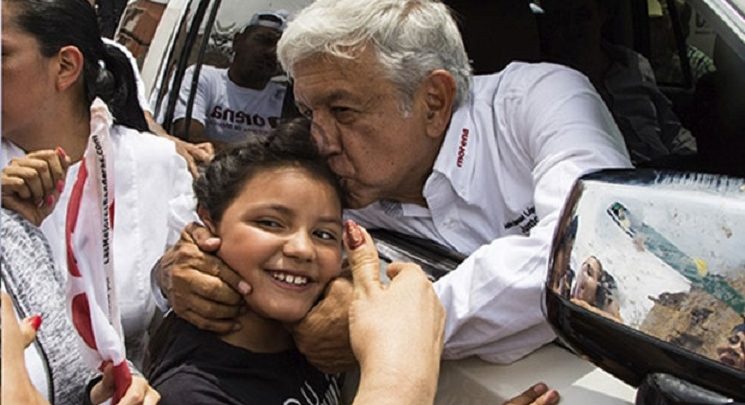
[1,0,196,397]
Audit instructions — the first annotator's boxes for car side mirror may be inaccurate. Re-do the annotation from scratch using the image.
[545,169,745,403]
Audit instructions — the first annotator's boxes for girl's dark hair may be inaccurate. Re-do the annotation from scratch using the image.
[8,0,148,132]
[194,118,345,224]
[595,269,618,310]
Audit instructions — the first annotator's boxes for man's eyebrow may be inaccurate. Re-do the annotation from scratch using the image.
[296,89,360,110]
[324,90,355,103]
[308,90,357,106]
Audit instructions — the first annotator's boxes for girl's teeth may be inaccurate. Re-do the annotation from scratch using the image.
[271,272,308,285]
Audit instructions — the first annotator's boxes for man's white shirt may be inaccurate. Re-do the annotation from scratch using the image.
[349,62,632,363]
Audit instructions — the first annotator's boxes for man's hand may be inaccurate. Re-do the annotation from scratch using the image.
[504,383,560,405]
[145,112,214,178]
[291,277,357,373]
[1,148,70,226]
[158,223,249,333]
[343,220,445,405]
[173,139,214,178]
[89,363,160,405]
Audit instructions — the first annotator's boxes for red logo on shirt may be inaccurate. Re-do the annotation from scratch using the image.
[456,128,469,168]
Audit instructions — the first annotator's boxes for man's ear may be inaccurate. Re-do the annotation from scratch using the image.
[421,69,457,139]
[55,45,85,92]
[197,206,218,235]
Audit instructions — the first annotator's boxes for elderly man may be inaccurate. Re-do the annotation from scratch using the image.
[155,0,631,368]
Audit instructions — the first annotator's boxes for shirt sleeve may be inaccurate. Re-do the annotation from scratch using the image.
[172,65,209,125]
[434,65,632,363]
[152,138,200,312]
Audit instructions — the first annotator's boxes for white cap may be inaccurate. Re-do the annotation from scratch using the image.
[244,10,289,32]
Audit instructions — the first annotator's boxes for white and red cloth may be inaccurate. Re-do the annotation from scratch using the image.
[65,98,131,403]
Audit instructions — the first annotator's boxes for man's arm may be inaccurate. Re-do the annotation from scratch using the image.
[434,65,632,363]
[171,66,215,146]
[172,118,210,145]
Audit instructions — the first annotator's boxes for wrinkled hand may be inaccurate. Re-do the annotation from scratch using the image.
[1,148,71,226]
[173,139,214,178]
[1,293,47,405]
[504,383,560,405]
[344,220,445,405]
[89,363,160,405]
[291,276,356,373]
[159,222,248,333]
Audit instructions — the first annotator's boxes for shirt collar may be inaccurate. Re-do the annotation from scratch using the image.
[424,103,476,202]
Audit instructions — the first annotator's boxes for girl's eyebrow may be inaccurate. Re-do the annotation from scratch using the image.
[317,216,343,226]
[254,204,341,225]
[260,204,293,216]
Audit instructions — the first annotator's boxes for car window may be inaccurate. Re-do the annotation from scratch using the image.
[139,0,311,136]
[647,0,716,87]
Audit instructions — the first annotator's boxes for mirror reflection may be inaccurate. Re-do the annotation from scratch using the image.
[549,171,745,372]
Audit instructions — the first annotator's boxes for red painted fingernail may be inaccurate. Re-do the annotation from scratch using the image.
[45,194,56,207]
[56,179,65,193]
[55,147,67,158]
[344,220,365,249]
[29,314,42,331]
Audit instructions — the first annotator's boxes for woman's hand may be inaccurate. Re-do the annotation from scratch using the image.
[1,147,71,225]
[1,292,48,405]
[343,220,445,405]
[89,363,160,405]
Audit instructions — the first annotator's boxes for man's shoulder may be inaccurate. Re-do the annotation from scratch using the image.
[184,64,227,85]
[198,64,226,76]
[471,62,593,106]
[478,62,584,87]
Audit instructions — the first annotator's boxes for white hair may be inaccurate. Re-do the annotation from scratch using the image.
[277,0,472,111]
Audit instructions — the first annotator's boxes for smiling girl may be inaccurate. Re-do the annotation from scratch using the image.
[147,119,345,404]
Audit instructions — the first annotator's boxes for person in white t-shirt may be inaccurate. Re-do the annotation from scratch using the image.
[172,11,288,148]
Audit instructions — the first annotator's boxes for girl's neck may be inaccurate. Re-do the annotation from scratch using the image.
[220,310,294,353]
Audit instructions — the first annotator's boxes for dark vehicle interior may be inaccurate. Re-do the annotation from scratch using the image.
[445,0,745,177]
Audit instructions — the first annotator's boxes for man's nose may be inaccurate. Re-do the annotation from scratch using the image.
[283,230,315,262]
[310,112,341,156]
